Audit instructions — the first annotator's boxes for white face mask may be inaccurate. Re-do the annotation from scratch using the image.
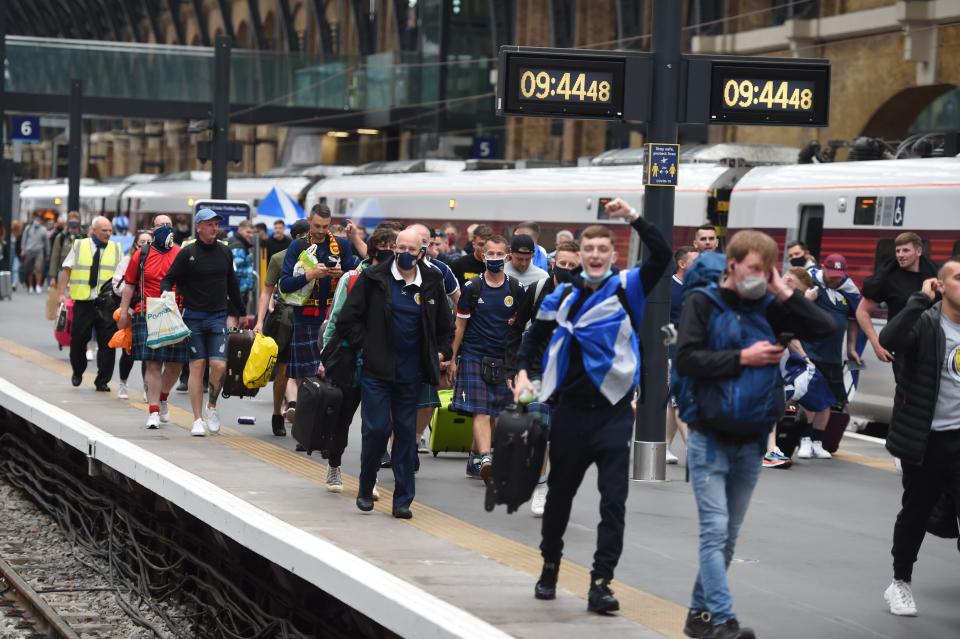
[736,275,767,300]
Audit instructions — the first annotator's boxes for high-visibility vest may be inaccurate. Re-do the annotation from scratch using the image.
[68,238,121,301]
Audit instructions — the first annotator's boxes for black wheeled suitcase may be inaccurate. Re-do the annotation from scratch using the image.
[484,404,549,514]
[292,376,343,456]
[775,401,804,458]
[222,330,259,399]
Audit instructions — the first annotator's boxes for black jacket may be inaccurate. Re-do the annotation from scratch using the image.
[879,292,946,465]
[335,256,454,385]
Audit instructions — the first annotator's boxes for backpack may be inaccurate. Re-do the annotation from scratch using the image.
[676,287,784,434]
[669,252,726,412]
[466,274,524,316]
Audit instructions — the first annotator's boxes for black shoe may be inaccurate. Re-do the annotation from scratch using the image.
[71,374,82,387]
[380,452,392,469]
[176,380,188,392]
[703,619,755,639]
[684,609,714,638]
[587,577,619,614]
[392,506,413,519]
[415,455,420,474]
[271,415,286,437]
[356,495,374,512]
[534,561,559,600]
[95,383,110,392]
[295,443,306,452]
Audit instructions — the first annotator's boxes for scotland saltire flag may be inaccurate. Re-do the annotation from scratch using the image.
[782,353,836,412]
[536,269,646,404]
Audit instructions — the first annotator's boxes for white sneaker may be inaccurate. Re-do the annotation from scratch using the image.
[811,440,833,459]
[145,412,161,429]
[159,401,170,424]
[117,382,129,400]
[191,419,206,437]
[530,482,547,518]
[665,449,679,464]
[797,437,813,459]
[34,286,41,294]
[205,406,221,434]
[418,434,430,454]
[884,579,917,616]
[326,466,343,493]
[371,481,380,502]
[85,349,94,362]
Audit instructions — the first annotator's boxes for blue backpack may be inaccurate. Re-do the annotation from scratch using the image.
[695,289,784,432]
[670,252,725,417]
[673,254,784,434]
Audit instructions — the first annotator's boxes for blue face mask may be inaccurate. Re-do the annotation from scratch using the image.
[396,251,418,270]
[152,225,174,251]
[582,268,612,284]
[486,258,505,273]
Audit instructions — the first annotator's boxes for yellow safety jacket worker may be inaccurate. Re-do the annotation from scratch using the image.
[68,237,122,301]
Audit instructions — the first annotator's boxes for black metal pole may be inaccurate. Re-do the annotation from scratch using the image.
[67,80,83,214]
[0,0,10,273]
[212,35,232,200]
[633,0,681,481]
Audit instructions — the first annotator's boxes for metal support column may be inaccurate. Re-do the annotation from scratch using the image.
[67,80,82,214]
[211,35,232,200]
[0,0,10,272]
[633,0,682,482]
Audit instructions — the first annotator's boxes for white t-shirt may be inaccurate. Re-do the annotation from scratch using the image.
[931,313,960,431]
[504,261,549,288]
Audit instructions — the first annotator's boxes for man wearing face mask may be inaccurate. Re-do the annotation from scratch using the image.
[674,231,834,639]
[506,240,581,517]
[57,216,123,391]
[49,211,85,285]
[449,235,524,481]
[117,216,187,429]
[786,241,816,269]
[336,228,454,518]
[513,200,670,613]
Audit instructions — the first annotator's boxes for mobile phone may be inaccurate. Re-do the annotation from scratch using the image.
[847,360,866,371]
[776,332,795,347]
[326,254,341,267]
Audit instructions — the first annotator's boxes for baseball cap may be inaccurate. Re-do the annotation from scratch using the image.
[511,234,535,254]
[822,253,847,278]
[194,208,222,224]
[290,219,310,238]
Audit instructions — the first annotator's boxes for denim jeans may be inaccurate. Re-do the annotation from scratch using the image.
[688,427,765,624]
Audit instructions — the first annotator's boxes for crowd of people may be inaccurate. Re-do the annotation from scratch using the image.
[21,199,959,639]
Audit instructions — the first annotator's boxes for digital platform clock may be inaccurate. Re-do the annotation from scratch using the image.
[498,49,630,120]
[708,61,830,126]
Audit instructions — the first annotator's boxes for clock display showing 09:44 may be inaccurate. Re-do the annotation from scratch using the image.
[722,78,814,111]
[518,69,613,103]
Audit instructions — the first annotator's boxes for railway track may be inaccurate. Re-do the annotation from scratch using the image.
[0,554,83,639]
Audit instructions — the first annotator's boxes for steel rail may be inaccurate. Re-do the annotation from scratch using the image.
[0,554,82,639]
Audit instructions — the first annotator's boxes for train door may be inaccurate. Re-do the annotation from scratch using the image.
[707,188,732,250]
[798,204,824,260]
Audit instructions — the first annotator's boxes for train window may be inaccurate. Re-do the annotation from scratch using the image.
[798,205,824,260]
[854,196,878,225]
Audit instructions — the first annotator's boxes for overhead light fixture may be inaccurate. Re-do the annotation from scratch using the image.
[187,198,195,206]
[448,198,456,209]
[326,131,350,138]
[357,128,380,135]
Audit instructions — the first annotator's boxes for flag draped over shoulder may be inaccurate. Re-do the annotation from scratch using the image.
[537,269,645,404]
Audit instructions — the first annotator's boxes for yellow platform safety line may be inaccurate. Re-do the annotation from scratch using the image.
[0,335,893,636]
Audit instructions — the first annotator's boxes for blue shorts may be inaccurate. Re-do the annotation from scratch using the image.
[182,309,228,361]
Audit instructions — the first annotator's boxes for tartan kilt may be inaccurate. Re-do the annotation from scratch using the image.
[132,314,189,363]
[451,356,512,417]
[417,383,441,409]
[286,322,323,379]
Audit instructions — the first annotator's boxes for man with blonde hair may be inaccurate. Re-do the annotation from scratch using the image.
[674,230,834,639]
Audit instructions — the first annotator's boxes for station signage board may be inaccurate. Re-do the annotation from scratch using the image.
[194,199,251,234]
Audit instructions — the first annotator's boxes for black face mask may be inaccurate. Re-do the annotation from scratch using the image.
[375,249,394,264]
[789,257,807,267]
[553,266,575,284]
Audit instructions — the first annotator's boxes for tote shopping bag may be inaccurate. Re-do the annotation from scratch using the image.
[243,333,279,389]
[145,292,191,348]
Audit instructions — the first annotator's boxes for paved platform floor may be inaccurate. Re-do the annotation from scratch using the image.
[2,293,958,638]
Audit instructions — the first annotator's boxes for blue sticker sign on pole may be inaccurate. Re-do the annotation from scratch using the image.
[645,143,679,187]
[11,116,41,142]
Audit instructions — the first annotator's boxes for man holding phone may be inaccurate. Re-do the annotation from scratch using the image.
[278,204,358,424]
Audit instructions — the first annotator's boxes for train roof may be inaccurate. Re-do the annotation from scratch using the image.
[732,156,960,192]
[19,179,124,199]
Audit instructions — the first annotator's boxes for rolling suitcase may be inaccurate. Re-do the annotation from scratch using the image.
[820,407,850,454]
[484,404,549,514]
[429,389,474,456]
[54,300,73,350]
[292,376,343,456]
[775,401,804,458]
[222,330,259,398]
[0,271,11,300]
